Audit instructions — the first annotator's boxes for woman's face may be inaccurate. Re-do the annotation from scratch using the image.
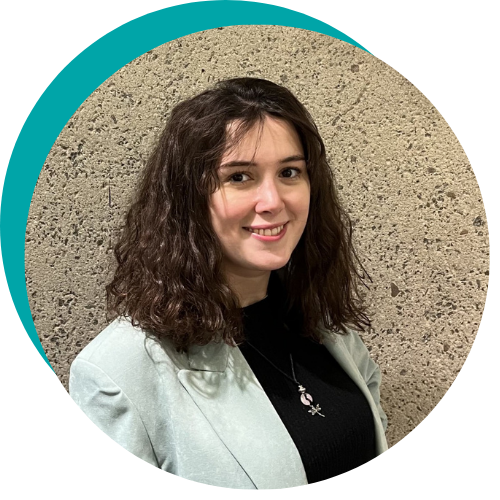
[209,116,310,278]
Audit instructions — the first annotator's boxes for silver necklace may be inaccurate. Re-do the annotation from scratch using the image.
[245,341,325,417]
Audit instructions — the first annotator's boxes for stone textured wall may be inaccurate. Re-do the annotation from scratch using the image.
[25,26,489,448]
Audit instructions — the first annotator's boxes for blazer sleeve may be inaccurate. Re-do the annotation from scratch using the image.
[342,329,388,432]
[69,357,159,467]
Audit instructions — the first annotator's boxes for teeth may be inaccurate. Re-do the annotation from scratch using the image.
[247,225,284,236]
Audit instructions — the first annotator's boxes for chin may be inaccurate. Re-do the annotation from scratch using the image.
[251,257,290,272]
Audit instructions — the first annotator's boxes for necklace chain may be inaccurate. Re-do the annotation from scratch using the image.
[245,341,298,384]
[244,341,325,417]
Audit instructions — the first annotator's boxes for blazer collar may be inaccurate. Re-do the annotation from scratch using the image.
[187,341,229,372]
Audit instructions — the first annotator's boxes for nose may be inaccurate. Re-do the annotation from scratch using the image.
[254,177,285,214]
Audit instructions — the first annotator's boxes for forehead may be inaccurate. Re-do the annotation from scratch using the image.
[222,116,303,163]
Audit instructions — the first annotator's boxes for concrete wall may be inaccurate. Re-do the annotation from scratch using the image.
[25,26,489,448]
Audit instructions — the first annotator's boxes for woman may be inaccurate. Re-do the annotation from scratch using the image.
[70,77,388,489]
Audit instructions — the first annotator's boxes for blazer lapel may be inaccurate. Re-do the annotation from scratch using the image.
[177,342,308,489]
[321,334,388,454]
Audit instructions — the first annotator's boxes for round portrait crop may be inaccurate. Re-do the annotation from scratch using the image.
[21,18,487,492]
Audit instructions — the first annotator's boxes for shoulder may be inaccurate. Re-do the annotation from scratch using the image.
[74,318,152,374]
[71,317,187,389]
[320,326,376,373]
[320,325,369,353]
[336,327,371,355]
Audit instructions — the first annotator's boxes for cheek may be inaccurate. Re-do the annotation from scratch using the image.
[290,188,310,219]
[209,193,249,231]
[302,195,311,215]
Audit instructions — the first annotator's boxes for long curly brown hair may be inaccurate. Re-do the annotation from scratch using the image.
[107,78,371,350]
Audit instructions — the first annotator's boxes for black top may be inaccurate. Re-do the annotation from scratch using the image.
[238,274,376,483]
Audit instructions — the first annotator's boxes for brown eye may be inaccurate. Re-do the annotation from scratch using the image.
[228,172,251,183]
[281,168,300,179]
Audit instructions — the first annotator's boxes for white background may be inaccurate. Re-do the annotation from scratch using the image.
[1,1,498,498]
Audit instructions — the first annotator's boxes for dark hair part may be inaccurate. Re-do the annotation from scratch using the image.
[107,77,371,350]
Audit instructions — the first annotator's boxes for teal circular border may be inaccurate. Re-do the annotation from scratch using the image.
[0,0,368,370]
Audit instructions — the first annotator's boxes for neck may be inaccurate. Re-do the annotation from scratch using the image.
[224,267,271,307]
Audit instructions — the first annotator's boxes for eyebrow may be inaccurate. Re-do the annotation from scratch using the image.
[220,154,306,169]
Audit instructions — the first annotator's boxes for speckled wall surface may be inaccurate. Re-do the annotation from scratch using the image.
[25,26,488,448]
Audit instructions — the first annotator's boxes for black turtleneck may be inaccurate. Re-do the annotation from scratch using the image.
[238,273,376,484]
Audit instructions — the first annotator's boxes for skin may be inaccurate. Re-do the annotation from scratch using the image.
[209,115,310,307]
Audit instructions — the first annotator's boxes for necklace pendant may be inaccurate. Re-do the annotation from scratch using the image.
[298,385,325,417]
[308,404,325,417]
[245,344,325,415]
[300,392,313,405]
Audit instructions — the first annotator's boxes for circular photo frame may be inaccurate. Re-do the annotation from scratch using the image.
[2,0,489,491]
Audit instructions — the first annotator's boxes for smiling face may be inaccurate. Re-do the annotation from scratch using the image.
[209,115,310,283]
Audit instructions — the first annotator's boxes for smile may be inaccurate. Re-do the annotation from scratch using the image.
[245,224,285,236]
[243,222,289,241]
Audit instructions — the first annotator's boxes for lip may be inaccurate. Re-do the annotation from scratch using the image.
[243,222,289,242]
